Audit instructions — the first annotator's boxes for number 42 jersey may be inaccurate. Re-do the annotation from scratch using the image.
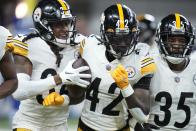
[148,53,196,131]
[80,35,156,131]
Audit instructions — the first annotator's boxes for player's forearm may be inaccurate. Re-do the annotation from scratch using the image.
[0,78,18,99]
[125,94,149,115]
[13,73,58,100]
[123,91,149,124]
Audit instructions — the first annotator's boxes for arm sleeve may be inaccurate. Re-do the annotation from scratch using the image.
[12,73,56,100]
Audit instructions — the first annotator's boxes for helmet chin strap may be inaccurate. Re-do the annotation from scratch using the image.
[165,56,185,64]
[53,37,71,48]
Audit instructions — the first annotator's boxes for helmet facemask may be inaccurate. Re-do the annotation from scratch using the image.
[104,27,138,59]
[48,17,76,47]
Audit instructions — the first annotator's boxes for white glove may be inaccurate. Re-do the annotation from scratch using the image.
[59,59,91,88]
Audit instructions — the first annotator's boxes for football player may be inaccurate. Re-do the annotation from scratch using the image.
[137,14,159,56]
[11,0,91,131]
[137,14,157,46]
[147,13,196,130]
[0,26,18,99]
[77,4,156,131]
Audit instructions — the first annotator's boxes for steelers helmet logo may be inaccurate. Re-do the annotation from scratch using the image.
[126,66,136,78]
[33,7,42,22]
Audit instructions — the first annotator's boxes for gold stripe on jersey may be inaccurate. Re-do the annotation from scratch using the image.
[13,39,28,48]
[57,0,68,14]
[117,4,125,29]
[14,128,32,131]
[12,39,28,57]
[175,13,181,29]
[141,57,154,64]
[141,61,156,75]
[5,42,14,51]
[79,39,85,56]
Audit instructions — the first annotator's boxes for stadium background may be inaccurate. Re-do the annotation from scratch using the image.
[0,0,195,130]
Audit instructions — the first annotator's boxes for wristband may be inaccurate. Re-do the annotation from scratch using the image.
[121,84,134,98]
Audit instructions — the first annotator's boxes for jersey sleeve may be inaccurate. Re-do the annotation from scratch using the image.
[137,42,156,76]
[128,43,156,85]
[11,35,28,57]
[140,55,156,76]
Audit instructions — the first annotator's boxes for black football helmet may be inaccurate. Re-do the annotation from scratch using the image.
[137,14,157,44]
[100,4,139,59]
[156,13,195,63]
[32,0,76,47]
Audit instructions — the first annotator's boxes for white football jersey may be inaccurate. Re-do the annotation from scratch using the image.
[0,26,13,84]
[148,53,196,131]
[80,35,156,130]
[12,34,85,128]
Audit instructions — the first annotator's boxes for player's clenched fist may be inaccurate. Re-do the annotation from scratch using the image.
[43,92,69,106]
[111,64,134,97]
[111,64,129,90]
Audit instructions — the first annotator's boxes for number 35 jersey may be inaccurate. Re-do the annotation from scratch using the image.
[12,34,85,128]
[148,54,196,131]
[80,35,156,131]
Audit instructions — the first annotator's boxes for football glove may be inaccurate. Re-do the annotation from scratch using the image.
[43,92,69,106]
[111,64,129,89]
[111,64,134,97]
[59,59,91,88]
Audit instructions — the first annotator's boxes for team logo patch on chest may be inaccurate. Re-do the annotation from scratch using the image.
[126,66,136,78]
[193,74,196,85]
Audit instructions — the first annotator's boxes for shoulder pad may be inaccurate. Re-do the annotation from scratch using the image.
[79,34,101,56]
[135,42,150,56]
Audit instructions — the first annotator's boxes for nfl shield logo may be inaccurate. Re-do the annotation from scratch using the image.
[174,76,180,83]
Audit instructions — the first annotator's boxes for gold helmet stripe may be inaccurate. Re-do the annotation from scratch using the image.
[57,0,68,14]
[117,4,125,29]
[175,13,181,29]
